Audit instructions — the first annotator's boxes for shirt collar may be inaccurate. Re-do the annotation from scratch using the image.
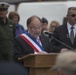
[67,22,76,29]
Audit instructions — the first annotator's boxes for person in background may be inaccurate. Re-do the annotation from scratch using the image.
[50,7,76,53]
[14,15,52,63]
[41,17,48,34]
[48,20,60,32]
[0,61,28,75]
[52,51,76,75]
[0,2,16,61]
[8,11,25,36]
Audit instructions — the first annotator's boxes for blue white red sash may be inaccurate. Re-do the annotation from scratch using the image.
[20,32,45,52]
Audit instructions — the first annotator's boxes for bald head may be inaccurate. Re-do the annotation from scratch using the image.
[26,15,41,28]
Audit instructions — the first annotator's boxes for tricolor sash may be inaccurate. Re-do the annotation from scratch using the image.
[20,32,45,52]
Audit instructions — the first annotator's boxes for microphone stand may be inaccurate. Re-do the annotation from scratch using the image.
[49,35,74,50]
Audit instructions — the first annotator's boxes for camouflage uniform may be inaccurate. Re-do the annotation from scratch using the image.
[0,18,16,61]
[0,2,16,61]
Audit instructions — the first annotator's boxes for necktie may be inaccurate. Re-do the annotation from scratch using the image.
[70,26,74,44]
[37,38,42,46]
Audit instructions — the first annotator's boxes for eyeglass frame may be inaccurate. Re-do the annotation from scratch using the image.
[29,25,42,31]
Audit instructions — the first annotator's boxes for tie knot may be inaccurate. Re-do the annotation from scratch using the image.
[71,26,74,29]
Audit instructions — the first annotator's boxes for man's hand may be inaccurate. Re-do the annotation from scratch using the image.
[37,51,48,54]
[60,48,69,52]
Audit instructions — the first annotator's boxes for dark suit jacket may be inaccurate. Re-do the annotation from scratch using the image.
[14,34,51,61]
[50,24,76,53]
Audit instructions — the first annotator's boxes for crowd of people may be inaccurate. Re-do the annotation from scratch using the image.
[0,1,76,75]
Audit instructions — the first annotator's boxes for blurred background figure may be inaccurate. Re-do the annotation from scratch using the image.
[52,51,76,75]
[0,2,16,61]
[41,17,48,34]
[0,61,28,75]
[8,11,25,36]
[48,20,60,32]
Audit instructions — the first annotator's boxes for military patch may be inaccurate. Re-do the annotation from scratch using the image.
[9,25,13,28]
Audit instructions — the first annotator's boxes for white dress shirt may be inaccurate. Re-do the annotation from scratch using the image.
[67,22,76,37]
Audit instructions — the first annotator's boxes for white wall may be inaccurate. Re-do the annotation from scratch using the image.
[7,4,15,16]
[8,4,15,12]
[17,1,76,29]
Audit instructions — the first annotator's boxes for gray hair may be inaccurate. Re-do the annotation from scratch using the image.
[53,51,76,75]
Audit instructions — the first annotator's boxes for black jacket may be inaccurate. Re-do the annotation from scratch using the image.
[50,24,76,53]
[14,34,51,61]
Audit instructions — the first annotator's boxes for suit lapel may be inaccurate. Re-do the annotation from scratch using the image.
[39,34,46,48]
[63,24,74,45]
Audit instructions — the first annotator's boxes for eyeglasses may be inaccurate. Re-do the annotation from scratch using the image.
[29,26,42,31]
[70,14,76,17]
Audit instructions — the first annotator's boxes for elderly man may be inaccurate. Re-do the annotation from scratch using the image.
[14,15,51,62]
[52,51,76,75]
[13,15,51,75]
[0,2,15,61]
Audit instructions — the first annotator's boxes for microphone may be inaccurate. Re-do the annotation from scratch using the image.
[43,31,54,37]
[52,36,74,50]
[43,31,74,50]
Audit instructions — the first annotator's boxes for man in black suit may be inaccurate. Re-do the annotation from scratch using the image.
[14,15,51,62]
[50,7,76,53]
